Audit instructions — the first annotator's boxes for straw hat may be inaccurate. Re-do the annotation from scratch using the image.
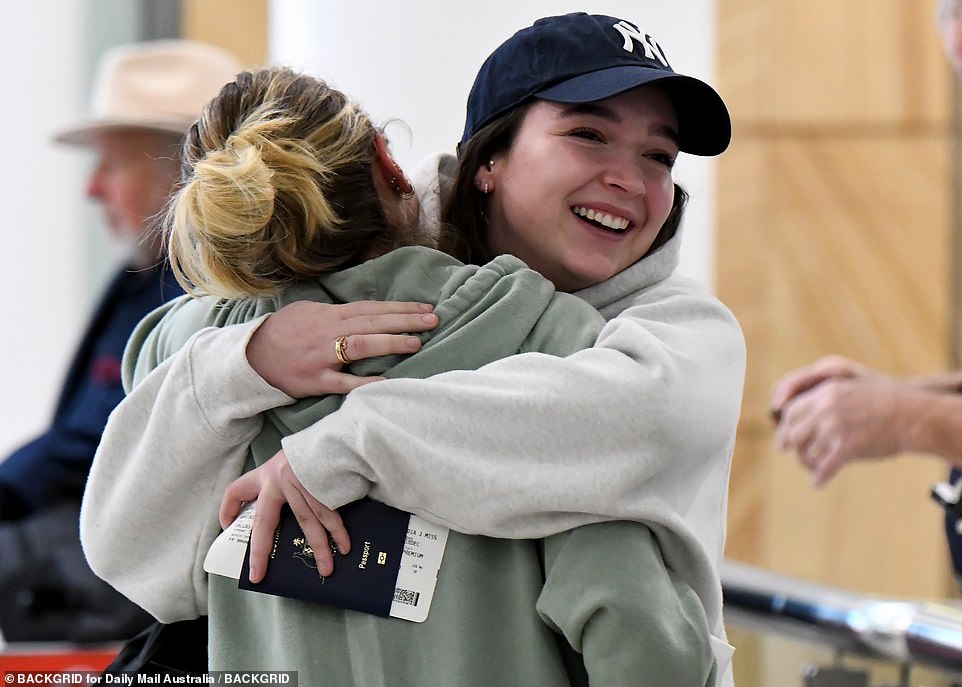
[53,39,243,146]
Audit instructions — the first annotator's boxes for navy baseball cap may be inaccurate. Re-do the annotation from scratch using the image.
[460,13,732,156]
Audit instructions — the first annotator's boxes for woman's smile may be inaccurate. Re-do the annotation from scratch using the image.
[572,205,632,232]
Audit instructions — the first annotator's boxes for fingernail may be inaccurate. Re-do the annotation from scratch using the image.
[421,313,438,324]
[419,303,434,312]
[406,336,421,351]
[249,565,259,583]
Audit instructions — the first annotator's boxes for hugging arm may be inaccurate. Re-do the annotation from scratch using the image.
[80,323,286,622]
[283,288,744,539]
[81,299,437,623]
[274,282,744,675]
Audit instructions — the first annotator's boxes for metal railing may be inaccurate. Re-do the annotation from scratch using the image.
[722,561,962,686]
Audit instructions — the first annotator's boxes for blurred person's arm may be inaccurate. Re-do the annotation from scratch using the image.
[904,369,962,393]
[775,377,962,488]
[771,354,962,419]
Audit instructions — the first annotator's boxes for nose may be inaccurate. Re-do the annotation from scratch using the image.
[86,165,107,200]
[602,152,647,195]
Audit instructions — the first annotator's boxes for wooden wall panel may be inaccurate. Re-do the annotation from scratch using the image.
[718,0,959,600]
[723,1,949,124]
[180,0,268,68]
[769,137,949,375]
[772,3,947,124]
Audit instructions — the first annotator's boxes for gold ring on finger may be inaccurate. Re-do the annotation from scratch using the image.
[334,335,352,365]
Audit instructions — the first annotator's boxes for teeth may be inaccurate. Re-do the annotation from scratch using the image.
[573,206,629,231]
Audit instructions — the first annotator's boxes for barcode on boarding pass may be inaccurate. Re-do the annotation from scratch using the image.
[393,588,421,607]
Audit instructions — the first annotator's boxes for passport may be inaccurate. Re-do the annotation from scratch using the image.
[238,498,408,617]
[206,497,449,622]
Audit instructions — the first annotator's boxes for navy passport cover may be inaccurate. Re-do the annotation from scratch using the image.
[238,498,409,617]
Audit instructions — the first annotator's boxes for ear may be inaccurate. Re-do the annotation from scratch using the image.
[474,160,495,194]
[373,132,414,198]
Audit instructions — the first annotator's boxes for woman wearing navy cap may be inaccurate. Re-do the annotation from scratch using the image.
[84,13,743,686]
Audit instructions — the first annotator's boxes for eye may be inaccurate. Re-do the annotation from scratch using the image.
[646,151,677,169]
[567,127,606,143]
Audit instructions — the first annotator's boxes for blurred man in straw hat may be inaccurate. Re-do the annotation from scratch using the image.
[0,39,241,642]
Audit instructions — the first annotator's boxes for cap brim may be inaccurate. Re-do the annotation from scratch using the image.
[536,66,731,156]
[52,118,190,146]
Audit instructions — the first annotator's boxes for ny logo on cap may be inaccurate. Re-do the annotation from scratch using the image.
[612,20,670,68]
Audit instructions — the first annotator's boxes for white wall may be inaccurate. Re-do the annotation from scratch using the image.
[0,3,90,456]
[0,2,152,459]
[269,0,719,286]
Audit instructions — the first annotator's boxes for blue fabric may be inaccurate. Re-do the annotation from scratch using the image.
[946,466,962,585]
[0,263,182,519]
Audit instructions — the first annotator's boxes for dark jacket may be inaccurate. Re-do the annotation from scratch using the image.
[0,263,181,518]
[0,261,181,642]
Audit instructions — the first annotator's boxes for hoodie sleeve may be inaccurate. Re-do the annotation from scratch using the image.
[80,319,294,622]
[537,521,718,687]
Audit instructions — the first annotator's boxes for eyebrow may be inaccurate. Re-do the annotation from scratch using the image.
[557,102,680,145]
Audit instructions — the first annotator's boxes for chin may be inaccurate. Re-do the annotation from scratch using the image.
[567,263,625,290]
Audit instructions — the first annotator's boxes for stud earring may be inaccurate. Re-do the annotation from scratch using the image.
[389,173,415,200]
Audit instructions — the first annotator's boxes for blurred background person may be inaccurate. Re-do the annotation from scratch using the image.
[0,38,241,643]
[770,0,962,582]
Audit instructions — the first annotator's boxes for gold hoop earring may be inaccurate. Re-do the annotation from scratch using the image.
[390,175,415,200]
